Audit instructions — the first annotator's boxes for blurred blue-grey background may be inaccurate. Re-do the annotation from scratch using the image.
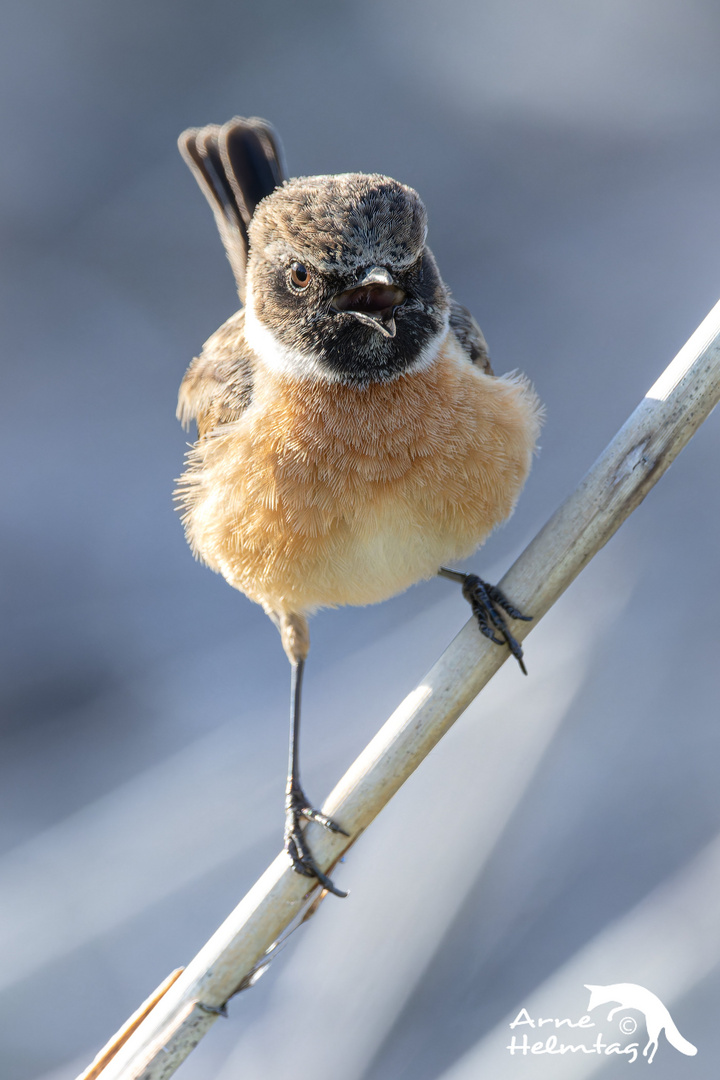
[1,2,719,1078]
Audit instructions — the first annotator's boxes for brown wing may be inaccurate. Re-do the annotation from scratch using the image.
[177,310,254,438]
[449,300,493,375]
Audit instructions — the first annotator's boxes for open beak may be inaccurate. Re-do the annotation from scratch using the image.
[332,267,406,339]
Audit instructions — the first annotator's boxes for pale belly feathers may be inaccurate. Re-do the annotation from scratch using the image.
[177,333,542,616]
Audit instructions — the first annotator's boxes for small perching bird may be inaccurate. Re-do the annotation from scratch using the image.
[175,117,542,896]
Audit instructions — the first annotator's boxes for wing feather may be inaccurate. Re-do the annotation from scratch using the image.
[177,311,254,438]
[449,300,493,375]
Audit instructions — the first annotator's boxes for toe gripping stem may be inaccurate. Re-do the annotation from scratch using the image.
[440,568,532,674]
[284,783,348,898]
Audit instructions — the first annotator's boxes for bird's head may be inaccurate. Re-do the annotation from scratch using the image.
[244,173,450,385]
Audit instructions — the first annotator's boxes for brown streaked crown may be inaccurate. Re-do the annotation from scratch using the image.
[248,173,428,273]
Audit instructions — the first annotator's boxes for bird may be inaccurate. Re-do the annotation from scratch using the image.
[175,117,542,897]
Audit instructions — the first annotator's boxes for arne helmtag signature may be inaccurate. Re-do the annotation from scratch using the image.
[506,983,697,1065]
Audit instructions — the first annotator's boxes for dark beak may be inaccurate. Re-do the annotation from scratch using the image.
[332,267,406,338]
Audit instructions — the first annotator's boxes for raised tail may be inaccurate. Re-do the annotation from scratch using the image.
[178,117,287,300]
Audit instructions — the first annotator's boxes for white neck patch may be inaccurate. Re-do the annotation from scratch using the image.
[244,292,337,382]
[243,282,448,386]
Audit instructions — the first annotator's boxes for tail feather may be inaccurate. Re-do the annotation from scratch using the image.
[221,118,286,220]
[178,117,286,299]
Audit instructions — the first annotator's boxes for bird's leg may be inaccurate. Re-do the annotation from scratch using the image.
[284,658,348,898]
[438,566,532,675]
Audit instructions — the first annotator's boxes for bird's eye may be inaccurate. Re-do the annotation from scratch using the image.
[289,262,311,290]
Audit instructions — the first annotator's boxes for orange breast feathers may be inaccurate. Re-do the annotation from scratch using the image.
[177,334,542,616]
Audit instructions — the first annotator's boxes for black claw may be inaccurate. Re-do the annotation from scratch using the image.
[453,572,531,674]
[300,806,349,836]
[485,582,532,622]
[285,834,348,897]
[285,786,348,897]
[474,615,506,646]
[307,862,348,899]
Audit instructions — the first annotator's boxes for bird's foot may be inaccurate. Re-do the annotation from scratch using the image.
[450,570,531,674]
[284,784,348,898]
